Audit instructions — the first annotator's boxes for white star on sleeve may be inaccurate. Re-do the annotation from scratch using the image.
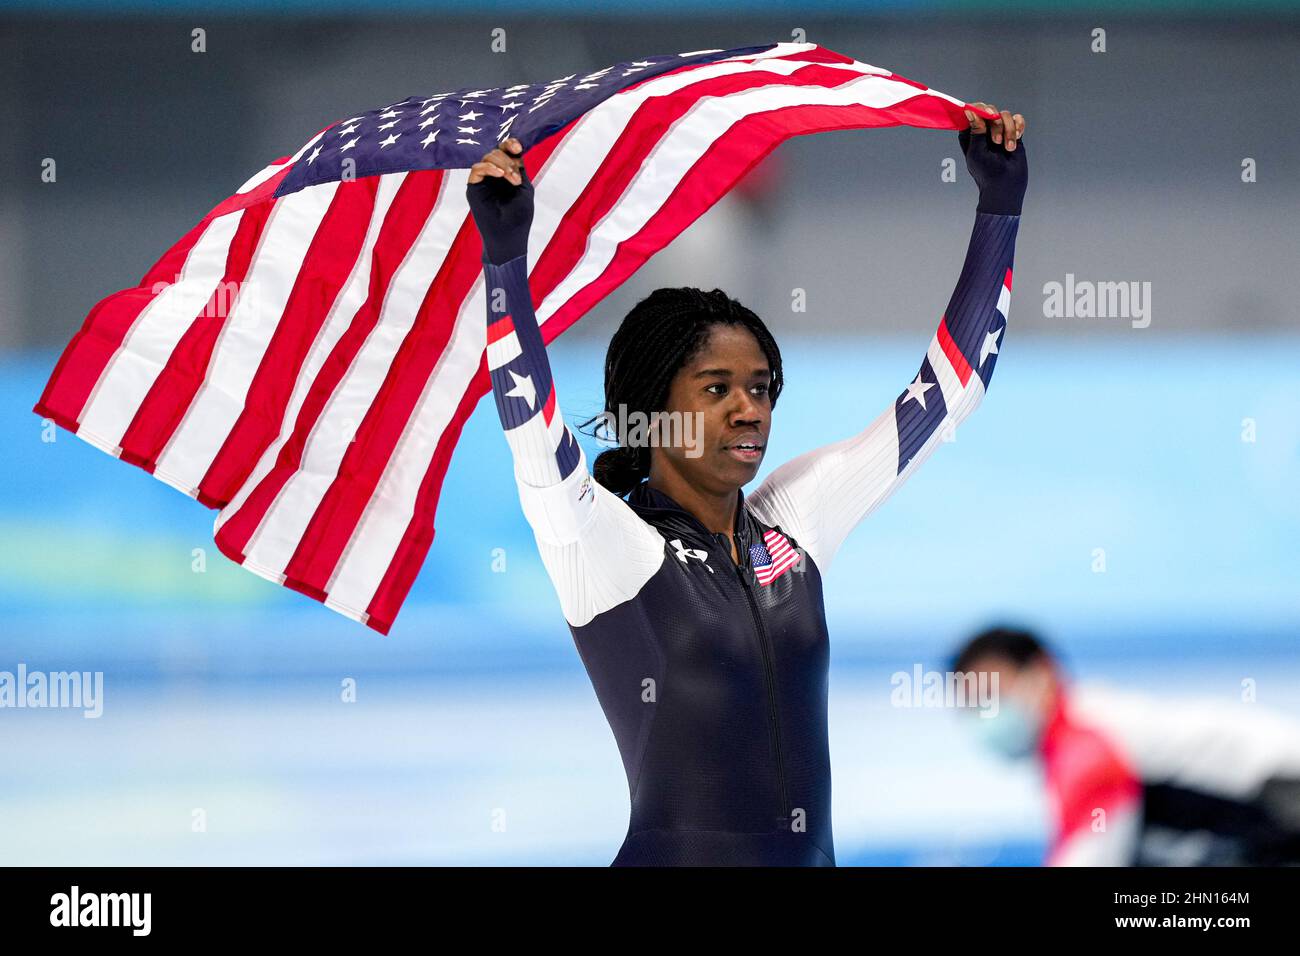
[979,326,1003,366]
[505,369,537,409]
[901,373,935,410]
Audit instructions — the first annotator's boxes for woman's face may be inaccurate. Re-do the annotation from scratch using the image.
[652,323,773,494]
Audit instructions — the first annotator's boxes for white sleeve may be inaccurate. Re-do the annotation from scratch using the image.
[746,212,1019,574]
[514,449,665,628]
[483,253,664,627]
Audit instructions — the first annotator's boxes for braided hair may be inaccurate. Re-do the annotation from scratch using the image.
[576,287,784,497]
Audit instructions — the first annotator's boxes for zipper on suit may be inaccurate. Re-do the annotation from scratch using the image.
[729,539,791,825]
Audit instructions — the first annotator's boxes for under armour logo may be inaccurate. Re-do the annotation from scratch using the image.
[669,538,713,573]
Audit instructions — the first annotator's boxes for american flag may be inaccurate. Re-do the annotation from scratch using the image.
[34,41,997,635]
[750,529,801,586]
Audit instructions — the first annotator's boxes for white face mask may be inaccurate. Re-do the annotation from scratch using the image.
[969,695,1043,760]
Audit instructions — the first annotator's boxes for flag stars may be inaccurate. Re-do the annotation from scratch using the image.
[458,126,481,134]
[378,132,401,148]
[306,145,322,164]
[420,131,439,148]
[336,123,359,137]
[339,137,360,152]
[902,373,935,410]
[459,109,483,121]
[418,116,439,130]
[379,109,403,119]
[456,137,479,145]
[378,119,399,131]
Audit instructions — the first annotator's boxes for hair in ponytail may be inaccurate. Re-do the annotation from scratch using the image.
[577,287,783,497]
[590,444,650,496]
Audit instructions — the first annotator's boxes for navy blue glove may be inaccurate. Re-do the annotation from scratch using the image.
[466,151,534,265]
[959,127,1028,216]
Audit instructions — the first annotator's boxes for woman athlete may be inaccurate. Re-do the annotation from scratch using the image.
[466,104,1028,866]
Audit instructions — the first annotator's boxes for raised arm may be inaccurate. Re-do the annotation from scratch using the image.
[747,111,1028,575]
[467,140,664,627]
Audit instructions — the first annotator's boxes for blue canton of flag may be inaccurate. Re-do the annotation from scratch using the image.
[274,45,774,199]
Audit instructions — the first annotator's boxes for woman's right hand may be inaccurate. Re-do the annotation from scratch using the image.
[466,137,534,265]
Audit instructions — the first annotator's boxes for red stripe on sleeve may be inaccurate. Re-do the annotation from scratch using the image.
[486,314,516,344]
[935,316,973,387]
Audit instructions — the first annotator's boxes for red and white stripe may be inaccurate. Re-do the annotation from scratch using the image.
[755,529,801,586]
[34,42,995,634]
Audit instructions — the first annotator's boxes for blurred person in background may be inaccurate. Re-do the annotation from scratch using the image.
[951,626,1300,865]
